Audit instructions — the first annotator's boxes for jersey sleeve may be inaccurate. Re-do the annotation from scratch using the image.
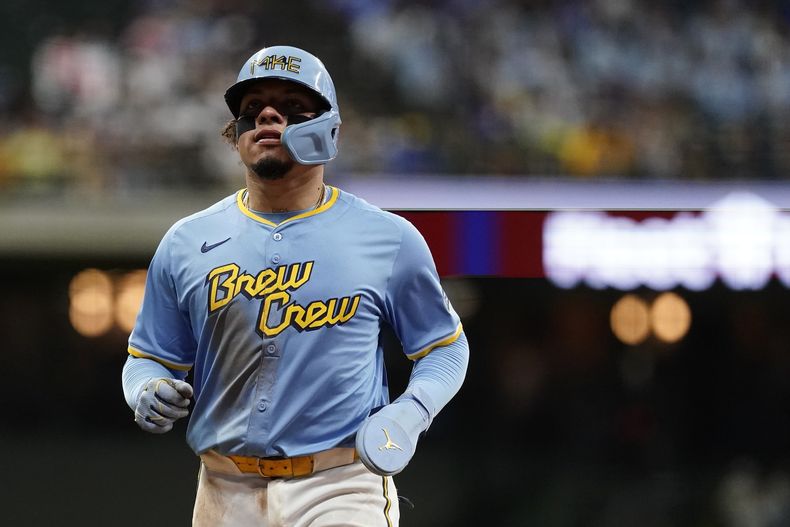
[128,227,196,371]
[385,219,462,360]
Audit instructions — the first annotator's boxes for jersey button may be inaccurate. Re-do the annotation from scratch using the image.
[257,400,267,412]
[266,344,276,354]
[273,233,283,241]
[271,254,281,264]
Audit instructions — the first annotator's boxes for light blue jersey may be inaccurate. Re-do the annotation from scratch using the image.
[128,186,462,457]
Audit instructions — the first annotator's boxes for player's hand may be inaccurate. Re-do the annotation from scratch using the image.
[134,378,193,434]
[355,398,428,476]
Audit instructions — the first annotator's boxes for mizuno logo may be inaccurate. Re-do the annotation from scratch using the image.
[378,428,403,452]
[201,237,231,253]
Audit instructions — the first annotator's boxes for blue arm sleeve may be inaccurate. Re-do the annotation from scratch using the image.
[121,355,188,410]
[395,331,470,429]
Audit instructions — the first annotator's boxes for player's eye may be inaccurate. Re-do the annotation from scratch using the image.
[284,99,307,113]
[242,100,262,115]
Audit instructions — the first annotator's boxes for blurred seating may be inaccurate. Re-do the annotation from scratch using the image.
[1,0,790,193]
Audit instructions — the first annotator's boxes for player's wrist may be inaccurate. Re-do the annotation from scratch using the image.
[122,356,179,410]
[394,388,435,431]
[385,397,430,438]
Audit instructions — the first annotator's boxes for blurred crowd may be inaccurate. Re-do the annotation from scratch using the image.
[2,0,790,191]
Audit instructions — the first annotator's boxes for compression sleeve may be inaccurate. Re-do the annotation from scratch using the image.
[396,331,470,428]
[122,355,188,410]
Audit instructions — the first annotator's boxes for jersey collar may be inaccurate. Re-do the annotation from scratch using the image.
[236,186,339,227]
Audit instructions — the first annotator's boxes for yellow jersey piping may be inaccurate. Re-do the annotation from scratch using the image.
[236,186,338,227]
[407,323,463,361]
[128,346,193,371]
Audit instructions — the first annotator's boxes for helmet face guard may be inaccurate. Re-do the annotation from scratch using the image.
[225,46,341,165]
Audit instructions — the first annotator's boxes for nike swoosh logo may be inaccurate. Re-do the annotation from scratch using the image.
[201,237,231,253]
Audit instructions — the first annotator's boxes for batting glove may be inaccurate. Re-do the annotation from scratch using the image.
[355,396,430,476]
[134,378,193,434]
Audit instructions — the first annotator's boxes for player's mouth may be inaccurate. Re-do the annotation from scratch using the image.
[254,129,282,145]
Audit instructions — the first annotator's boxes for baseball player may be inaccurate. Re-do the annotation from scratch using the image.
[121,45,469,526]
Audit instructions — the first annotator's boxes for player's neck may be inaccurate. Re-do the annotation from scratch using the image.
[245,169,326,213]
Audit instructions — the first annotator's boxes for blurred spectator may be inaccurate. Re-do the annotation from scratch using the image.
[31,34,122,120]
[0,120,70,190]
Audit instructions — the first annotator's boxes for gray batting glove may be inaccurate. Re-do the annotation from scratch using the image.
[355,398,428,476]
[134,378,193,434]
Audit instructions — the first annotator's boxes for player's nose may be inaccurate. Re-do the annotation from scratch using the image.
[256,105,285,125]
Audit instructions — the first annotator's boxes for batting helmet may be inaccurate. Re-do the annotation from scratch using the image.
[224,45,341,165]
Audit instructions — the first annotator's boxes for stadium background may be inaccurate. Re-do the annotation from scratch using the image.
[2,0,790,525]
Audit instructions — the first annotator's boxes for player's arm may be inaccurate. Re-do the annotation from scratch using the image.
[122,355,193,434]
[356,332,469,475]
[121,224,196,434]
[356,217,469,475]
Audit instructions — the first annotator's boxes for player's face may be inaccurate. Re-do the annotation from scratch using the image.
[236,79,324,179]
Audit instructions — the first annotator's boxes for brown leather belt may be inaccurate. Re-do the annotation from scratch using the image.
[200,448,359,479]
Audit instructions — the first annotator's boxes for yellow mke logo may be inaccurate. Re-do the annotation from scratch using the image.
[206,261,360,337]
[250,54,301,75]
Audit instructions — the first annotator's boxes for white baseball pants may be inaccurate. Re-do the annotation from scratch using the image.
[192,459,400,526]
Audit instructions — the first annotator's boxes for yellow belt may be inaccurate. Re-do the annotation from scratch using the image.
[200,448,359,479]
